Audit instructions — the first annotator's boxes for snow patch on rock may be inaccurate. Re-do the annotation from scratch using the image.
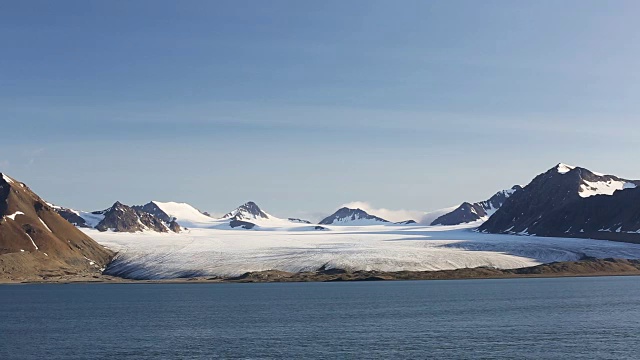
[5,211,24,221]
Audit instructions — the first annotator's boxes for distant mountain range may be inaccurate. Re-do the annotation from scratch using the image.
[3,163,640,280]
[49,199,320,232]
[4,161,640,240]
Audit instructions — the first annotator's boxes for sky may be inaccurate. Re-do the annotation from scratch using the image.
[2,0,640,221]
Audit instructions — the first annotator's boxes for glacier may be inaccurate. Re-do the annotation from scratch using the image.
[85,222,640,280]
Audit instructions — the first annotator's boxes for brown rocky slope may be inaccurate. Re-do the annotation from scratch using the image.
[0,173,113,282]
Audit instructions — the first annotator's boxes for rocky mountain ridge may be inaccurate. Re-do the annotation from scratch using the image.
[479,164,640,243]
[431,186,522,226]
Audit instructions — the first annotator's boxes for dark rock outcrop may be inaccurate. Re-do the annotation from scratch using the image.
[132,202,172,223]
[288,218,311,224]
[95,202,168,233]
[169,220,182,233]
[229,220,256,229]
[396,220,417,225]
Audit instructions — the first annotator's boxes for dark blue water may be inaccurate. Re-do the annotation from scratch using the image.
[1,277,640,359]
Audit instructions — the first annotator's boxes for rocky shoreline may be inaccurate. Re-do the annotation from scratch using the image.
[3,258,640,284]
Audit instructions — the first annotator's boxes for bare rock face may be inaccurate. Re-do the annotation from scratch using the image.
[95,202,144,232]
[137,210,169,233]
[168,220,182,233]
[132,202,172,223]
[95,202,169,233]
[0,173,113,280]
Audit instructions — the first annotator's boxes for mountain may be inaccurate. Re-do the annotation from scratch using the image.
[52,201,183,233]
[216,202,277,230]
[479,164,640,243]
[431,186,521,226]
[95,201,171,233]
[319,207,390,225]
[223,201,270,221]
[416,206,460,225]
[134,201,210,229]
[0,173,113,280]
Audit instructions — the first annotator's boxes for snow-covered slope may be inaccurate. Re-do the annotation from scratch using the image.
[150,201,213,228]
[89,223,640,280]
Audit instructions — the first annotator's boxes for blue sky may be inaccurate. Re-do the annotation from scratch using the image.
[2,1,640,220]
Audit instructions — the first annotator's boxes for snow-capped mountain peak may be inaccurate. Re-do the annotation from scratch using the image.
[223,201,271,221]
[556,163,576,174]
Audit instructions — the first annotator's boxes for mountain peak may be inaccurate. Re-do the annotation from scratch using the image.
[319,207,389,225]
[480,164,640,237]
[95,201,170,233]
[223,201,270,221]
[556,163,576,174]
[431,185,522,226]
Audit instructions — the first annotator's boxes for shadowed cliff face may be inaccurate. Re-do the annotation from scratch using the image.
[480,165,640,243]
[0,173,113,280]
